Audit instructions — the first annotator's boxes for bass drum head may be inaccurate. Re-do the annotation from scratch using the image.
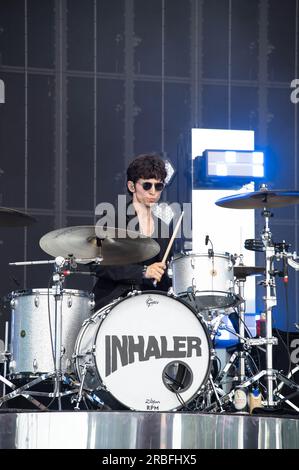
[94,291,211,411]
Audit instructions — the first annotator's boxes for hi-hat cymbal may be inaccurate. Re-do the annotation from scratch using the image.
[215,189,299,209]
[234,265,265,279]
[39,225,160,265]
[0,207,36,227]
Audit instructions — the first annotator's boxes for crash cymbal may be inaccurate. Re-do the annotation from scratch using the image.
[39,225,160,265]
[234,265,265,279]
[0,207,36,227]
[215,189,299,209]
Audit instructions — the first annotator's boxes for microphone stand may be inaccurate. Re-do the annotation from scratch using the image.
[207,210,299,413]
[52,256,65,410]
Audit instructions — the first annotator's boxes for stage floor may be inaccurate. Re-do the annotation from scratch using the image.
[0,410,298,449]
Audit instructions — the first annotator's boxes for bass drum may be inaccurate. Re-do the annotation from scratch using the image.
[74,291,212,412]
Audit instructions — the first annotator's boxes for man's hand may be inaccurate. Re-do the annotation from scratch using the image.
[144,262,166,283]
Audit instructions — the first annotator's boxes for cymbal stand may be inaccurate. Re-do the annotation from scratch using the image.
[228,208,293,407]
[235,272,247,382]
[0,257,80,410]
[209,210,299,412]
[1,321,9,397]
[239,210,298,408]
[51,256,65,409]
[216,267,253,388]
[220,208,282,407]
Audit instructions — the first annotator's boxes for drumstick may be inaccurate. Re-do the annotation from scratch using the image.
[153,211,184,287]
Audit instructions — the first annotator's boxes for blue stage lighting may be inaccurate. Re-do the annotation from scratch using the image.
[193,149,265,189]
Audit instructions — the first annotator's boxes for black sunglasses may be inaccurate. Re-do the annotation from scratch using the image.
[140,181,165,191]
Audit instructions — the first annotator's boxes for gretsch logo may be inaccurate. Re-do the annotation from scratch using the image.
[146,296,158,308]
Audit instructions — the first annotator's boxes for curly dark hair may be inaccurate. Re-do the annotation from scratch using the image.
[126,154,167,186]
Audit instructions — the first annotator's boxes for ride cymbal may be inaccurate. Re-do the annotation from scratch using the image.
[0,207,36,227]
[216,189,299,209]
[39,225,160,265]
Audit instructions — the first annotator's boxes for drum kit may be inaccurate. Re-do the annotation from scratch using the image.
[0,186,299,413]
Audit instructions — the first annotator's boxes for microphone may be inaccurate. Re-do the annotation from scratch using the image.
[205,234,214,258]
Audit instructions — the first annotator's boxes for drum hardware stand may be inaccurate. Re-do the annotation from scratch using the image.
[1,321,10,397]
[72,363,88,409]
[0,256,90,409]
[71,364,107,410]
[273,365,299,412]
[215,266,256,388]
[0,323,48,410]
[214,209,299,411]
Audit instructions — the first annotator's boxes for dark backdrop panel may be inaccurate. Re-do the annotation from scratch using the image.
[202,0,229,79]
[28,74,55,209]
[231,0,259,81]
[134,81,162,155]
[268,0,297,82]
[0,72,25,208]
[97,78,125,203]
[67,0,94,72]
[165,82,190,167]
[0,0,25,67]
[134,0,162,75]
[28,0,55,69]
[164,0,190,78]
[231,86,258,130]
[97,0,125,74]
[0,227,25,297]
[202,85,228,128]
[67,77,94,211]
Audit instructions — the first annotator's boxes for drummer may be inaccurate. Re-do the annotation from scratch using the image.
[90,153,173,310]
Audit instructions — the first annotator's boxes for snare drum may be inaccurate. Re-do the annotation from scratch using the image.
[74,291,211,412]
[170,252,237,310]
[8,289,94,378]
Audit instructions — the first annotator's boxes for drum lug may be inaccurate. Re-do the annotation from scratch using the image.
[210,348,216,360]
[228,260,234,271]
[166,287,176,298]
[65,358,72,372]
[10,298,16,309]
[34,294,40,308]
[82,318,91,327]
[67,295,72,308]
[9,360,16,373]
[33,359,38,372]
[88,297,95,309]
[127,290,141,297]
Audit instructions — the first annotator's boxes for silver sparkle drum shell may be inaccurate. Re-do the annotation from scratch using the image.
[170,252,237,310]
[8,289,94,378]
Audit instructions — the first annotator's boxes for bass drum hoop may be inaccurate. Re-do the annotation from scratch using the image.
[75,291,212,412]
